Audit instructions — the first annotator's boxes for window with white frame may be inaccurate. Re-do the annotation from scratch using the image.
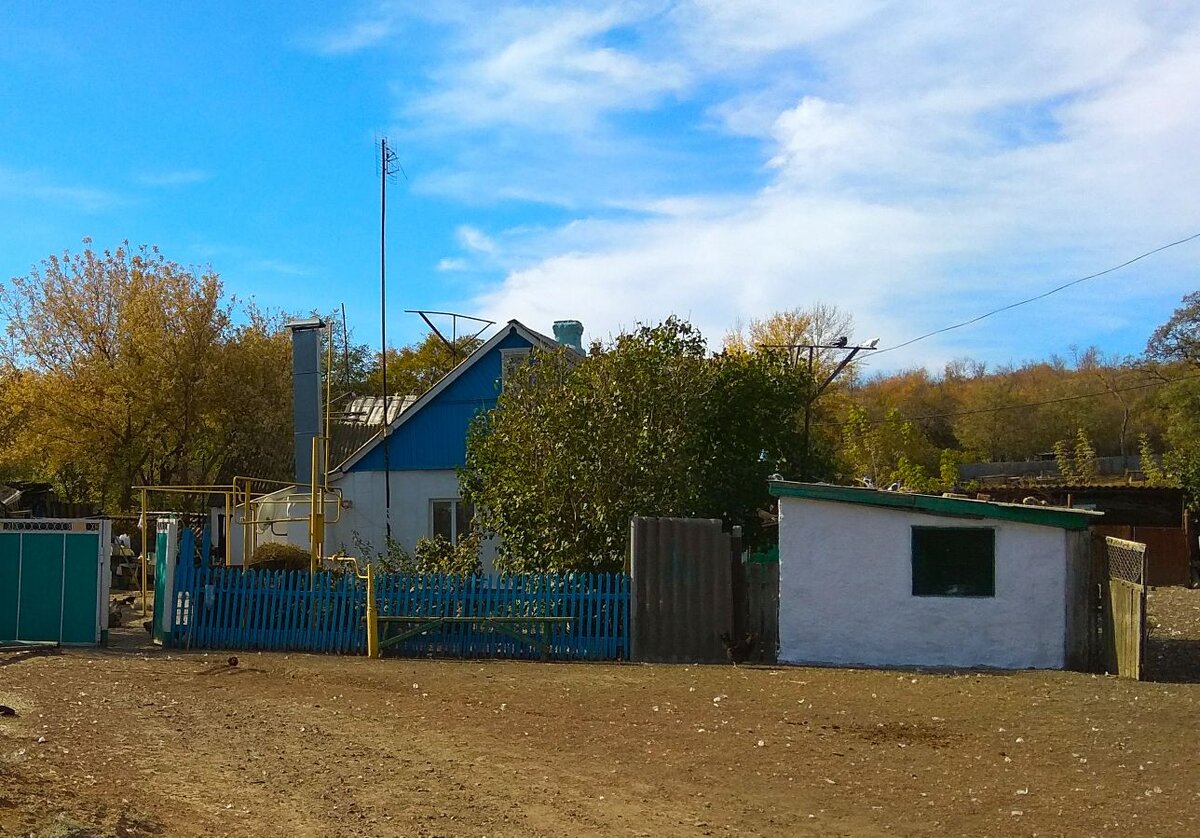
[430,498,474,544]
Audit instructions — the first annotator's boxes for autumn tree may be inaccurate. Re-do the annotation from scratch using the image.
[724,303,856,374]
[0,241,293,511]
[461,318,811,572]
[363,333,484,398]
[1147,292,1200,366]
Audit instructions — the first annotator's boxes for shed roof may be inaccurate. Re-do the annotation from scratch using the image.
[768,481,1103,531]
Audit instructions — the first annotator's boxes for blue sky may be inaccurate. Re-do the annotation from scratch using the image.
[3,1,1199,373]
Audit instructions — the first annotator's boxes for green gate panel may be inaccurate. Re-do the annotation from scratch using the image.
[16,533,65,641]
[152,529,168,639]
[0,533,20,642]
[62,532,100,644]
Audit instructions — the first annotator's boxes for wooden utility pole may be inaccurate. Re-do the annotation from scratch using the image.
[763,339,879,480]
[378,138,400,540]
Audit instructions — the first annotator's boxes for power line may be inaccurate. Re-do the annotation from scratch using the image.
[819,370,1200,429]
[874,231,1200,356]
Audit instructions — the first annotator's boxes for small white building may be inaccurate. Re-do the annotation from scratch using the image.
[769,481,1102,670]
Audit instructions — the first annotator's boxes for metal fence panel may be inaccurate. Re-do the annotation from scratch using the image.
[0,519,110,646]
[744,561,779,664]
[630,517,732,663]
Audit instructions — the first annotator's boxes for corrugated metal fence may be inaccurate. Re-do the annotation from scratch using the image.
[630,517,779,664]
[630,517,732,663]
[168,560,629,660]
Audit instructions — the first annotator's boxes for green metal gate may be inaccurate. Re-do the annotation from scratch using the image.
[0,519,111,646]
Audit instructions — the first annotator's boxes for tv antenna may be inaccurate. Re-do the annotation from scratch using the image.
[404,310,495,366]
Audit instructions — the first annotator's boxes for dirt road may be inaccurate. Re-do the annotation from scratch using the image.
[3,589,1199,837]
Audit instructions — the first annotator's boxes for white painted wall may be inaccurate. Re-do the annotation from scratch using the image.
[778,497,1071,669]
[323,470,498,571]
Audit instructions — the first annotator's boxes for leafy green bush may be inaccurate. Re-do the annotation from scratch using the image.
[249,541,311,570]
[350,530,481,576]
[413,532,482,576]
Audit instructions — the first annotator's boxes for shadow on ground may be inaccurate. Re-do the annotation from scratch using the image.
[0,647,62,668]
[1144,637,1200,683]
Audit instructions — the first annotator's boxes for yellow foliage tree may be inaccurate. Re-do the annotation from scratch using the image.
[723,303,856,372]
[0,241,292,511]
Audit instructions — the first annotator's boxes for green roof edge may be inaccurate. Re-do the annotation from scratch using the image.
[768,482,1102,531]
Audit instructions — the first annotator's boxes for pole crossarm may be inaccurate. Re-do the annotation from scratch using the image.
[757,340,880,481]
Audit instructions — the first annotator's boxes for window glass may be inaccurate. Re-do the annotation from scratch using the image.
[455,501,474,541]
[911,527,995,597]
[431,501,453,541]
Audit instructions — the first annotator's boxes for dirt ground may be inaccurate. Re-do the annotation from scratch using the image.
[3,590,1200,837]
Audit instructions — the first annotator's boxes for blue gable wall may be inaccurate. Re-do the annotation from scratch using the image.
[349,330,534,472]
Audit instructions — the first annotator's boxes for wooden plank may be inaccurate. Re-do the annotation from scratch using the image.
[1107,577,1144,679]
[213,568,229,649]
[287,570,301,650]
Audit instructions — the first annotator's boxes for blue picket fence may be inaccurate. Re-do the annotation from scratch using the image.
[376,572,630,661]
[168,563,365,654]
[167,562,630,661]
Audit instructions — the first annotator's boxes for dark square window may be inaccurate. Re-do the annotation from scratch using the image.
[911,527,995,597]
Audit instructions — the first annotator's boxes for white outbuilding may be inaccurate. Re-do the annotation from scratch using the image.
[769,481,1103,670]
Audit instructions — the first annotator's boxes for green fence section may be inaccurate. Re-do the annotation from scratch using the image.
[0,532,20,641]
[747,544,779,564]
[0,520,110,645]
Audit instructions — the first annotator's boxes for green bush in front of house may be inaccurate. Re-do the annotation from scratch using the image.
[250,541,311,570]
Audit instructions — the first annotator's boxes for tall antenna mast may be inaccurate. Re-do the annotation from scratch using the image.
[378,137,401,540]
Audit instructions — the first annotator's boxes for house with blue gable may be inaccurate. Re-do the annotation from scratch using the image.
[323,319,583,569]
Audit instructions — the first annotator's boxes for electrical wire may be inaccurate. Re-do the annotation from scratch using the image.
[873,231,1200,356]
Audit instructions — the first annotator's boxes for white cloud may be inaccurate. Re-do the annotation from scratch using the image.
[305,2,405,55]
[0,166,125,212]
[437,257,469,272]
[410,5,689,133]
[134,169,212,187]
[324,2,1200,368]
[673,0,884,65]
[456,225,500,255]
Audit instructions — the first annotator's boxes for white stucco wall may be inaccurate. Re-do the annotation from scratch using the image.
[778,496,1071,669]
[322,470,498,571]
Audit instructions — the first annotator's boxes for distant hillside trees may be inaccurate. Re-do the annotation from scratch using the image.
[0,241,293,511]
[836,292,1200,492]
